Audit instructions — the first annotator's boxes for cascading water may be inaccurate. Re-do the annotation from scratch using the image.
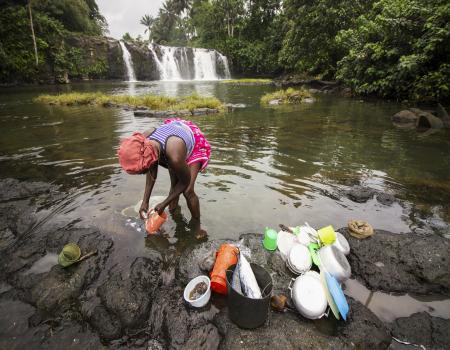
[119,41,137,82]
[149,44,231,81]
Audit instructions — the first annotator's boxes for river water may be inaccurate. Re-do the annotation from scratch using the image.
[1,81,449,322]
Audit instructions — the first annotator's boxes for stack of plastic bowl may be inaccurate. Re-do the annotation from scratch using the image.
[286,244,312,275]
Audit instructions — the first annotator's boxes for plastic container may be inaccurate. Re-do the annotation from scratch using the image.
[317,225,337,245]
[290,271,327,319]
[210,244,239,295]
[319,245,351,282]
[226,263,273,329]
[325,271,349,320]
[277,230,296,259]
[183,275,211,308]
[287,244,312,274]
[145,210,168,234]
[332,231,350,255]
[58,243,81,267]
[263,228,278,250]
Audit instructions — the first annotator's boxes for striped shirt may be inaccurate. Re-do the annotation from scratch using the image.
[148,121,195,159]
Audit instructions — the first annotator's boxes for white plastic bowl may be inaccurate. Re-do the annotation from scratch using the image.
[183,275,211,308]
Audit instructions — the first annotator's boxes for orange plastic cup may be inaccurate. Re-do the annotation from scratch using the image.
[145,210,168,235]
[210,244,238,295]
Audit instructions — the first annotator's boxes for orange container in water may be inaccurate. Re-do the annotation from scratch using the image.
[145,210,168,234]
[210,244,239,295]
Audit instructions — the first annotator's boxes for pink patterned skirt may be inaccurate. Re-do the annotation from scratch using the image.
[164,118,211,171]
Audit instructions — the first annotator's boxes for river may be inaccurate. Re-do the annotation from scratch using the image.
[1,81,449,324]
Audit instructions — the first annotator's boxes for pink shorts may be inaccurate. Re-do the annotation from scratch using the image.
[164,118,211,171]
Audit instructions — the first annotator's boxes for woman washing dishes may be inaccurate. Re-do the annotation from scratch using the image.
[118,118,211,237]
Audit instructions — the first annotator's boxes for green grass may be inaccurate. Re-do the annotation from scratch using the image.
[260,87,312,105]
[220,78,273,85]
[35,92,225,111]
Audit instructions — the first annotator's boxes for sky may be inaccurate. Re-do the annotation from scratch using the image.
[97,0,164,39]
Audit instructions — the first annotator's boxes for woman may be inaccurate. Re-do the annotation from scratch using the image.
[118,118,211,224]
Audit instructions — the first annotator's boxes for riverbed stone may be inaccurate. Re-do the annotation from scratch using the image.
[346,186,376,203]
[97,254,162,330]
[391,110,419,125]
[376,192,396,206]
[339,228,450,294]
[390,312,450,350]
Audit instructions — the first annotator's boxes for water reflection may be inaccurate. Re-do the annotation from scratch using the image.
[0,81,449,246]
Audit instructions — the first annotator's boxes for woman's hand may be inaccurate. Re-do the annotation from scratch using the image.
[139,201,149,220]
[154,202,166,216]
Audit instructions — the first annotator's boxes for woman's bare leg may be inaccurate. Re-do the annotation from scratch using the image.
[168,167,180,212]
[183,162,201,219]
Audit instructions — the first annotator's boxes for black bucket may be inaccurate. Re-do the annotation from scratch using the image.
[226,263,273,329]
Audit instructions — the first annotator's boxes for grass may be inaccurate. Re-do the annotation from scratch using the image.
[260,87,312,105]
[220,78,273,85]
[35,92,225,111]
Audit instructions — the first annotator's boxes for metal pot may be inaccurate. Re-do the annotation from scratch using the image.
[289,271,327,319]
[332,232,350,255]
[287,244,312,274]
[318,245,351,282]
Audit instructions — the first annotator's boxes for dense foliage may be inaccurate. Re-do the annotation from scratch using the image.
[140,0,449,101]
[0,0,107,83]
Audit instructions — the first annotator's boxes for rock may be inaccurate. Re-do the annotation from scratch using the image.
[391,110,418,125]
[98,255,162,330]
[133,110,154,117]
[340,87,352,98]
[178,239,234,285]
[436,103,450,128]
[346,186,376,203]
[177,109,192,116]
[217,299,390,350]
[376,192,396,206]
[86,304,122,340]
[192,108,209,116]
[339,228,450,294]
[338,298,391,349]
[148,287,221,349]
[390,312,450,350]
[269,99,281,105]
[0,178,56,202]
[206,108,219,114]
[416,111,444,129]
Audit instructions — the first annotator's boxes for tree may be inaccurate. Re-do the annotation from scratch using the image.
[336,0,450,101]
[140,14,154,41]
[28,0,38,66]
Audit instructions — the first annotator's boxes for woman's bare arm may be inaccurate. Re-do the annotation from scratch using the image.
[139,163,158,219]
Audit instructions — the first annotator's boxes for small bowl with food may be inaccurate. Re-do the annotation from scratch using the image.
[183,275,211,308]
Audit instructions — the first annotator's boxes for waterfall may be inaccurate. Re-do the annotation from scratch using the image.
[149,44,231,81]
[120,41,137,82]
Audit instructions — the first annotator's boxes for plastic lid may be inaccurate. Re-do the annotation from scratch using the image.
[289,244,312,273]
[325,272,349,320]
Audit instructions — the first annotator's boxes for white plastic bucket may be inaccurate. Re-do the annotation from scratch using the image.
[183,275,211,308]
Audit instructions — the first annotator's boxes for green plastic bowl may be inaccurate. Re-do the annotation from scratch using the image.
[58,243,81,267]
[263,228,278,251]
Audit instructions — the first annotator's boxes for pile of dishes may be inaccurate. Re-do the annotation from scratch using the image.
[277,224,352,320]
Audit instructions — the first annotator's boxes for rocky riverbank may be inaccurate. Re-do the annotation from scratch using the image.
[0,178,449,349]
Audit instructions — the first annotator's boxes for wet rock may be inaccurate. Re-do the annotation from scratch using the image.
[416,111,444,129]
[390,312,450,350]
[147,339,165,350]
[98,255,162,330]
[339,228,450,294]
[87,304,122,340]
[0,178,56,202]
[217,296,390,349]
[177,109,192,116]
[376,192,396,206]
[148,287,221,349]
[346,186,375,203]
[338,298,391,349]
[391,110,418,125]
[177,239,233,285]
[192,108,209,115]
[133,109,153,117]
[206,108,219,114]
